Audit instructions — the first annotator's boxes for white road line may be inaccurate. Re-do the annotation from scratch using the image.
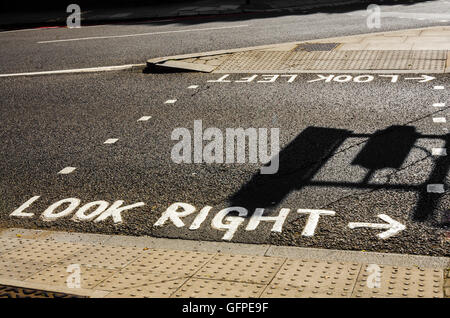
[427,184,445,193]
[104,138,119,144]
[433,117,447,123]
[165,99,177,104]
[434,86,445,90]
[37,25,249,43]
[0,64,144,78]
[432,148,447,156]
[58,167,76,174]
[188,85,199,89]
[137,116,152,121]
[433,103,446,107]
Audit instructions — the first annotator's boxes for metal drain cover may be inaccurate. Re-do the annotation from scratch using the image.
[295,43,340,52]
[0,284,84,298]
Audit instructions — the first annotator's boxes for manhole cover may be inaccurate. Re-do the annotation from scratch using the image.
[295,43,340,52]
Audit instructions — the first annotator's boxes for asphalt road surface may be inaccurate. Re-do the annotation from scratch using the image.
[1,70,448,257]
[0,0,450,73]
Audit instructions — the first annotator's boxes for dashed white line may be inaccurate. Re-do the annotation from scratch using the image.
[165,99,177,104]
[37,25,249,43]
[434,86,445,90]
[188,85,199,89]
[427,184,445,193]
[433,103,446,107]
[58,167,76,174]
[432,148,447,156]
[137,116,152,121]
[433,117,447,123]
[104,138,119,144]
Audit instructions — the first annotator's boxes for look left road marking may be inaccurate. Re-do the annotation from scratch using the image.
[58,167,76,174]
[432,148,447,156]
[427,184,445,193]
[37,25,249,43]
[433,117,447,123]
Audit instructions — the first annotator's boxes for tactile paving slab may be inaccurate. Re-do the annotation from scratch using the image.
[352,264,444,298]
[261,259,361,298]
[26,264,116,289]
[172,278,266,298]
[1,240,84,263]
[214,50,447,72]
[104,278,188,298]
[99,271,186,291]
[63,245,142,270]
[124,249,215,275]
[0,238,36,256]
[194,254,284,284]
[0,258,50,280]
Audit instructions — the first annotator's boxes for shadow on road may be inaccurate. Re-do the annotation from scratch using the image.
[229,125,449,225]
[0,0,439,31]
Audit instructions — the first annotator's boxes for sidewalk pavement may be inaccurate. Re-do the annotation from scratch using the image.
[147,26,450,73]
[0,0,370,30]
[0,227,448,298]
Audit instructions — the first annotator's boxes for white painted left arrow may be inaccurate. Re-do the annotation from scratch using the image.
[348,214,405,239]
[404,75,435,83]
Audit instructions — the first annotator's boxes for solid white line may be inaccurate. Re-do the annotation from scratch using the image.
[0,64,144,78]
[37,25,249,43]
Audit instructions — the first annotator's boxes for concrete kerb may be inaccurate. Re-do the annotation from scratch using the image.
[1,228,448,268]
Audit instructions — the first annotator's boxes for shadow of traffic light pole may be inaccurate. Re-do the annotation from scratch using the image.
[229,125,448,224]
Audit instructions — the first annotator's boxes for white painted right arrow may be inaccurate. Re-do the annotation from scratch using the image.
[348,214,406,239]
